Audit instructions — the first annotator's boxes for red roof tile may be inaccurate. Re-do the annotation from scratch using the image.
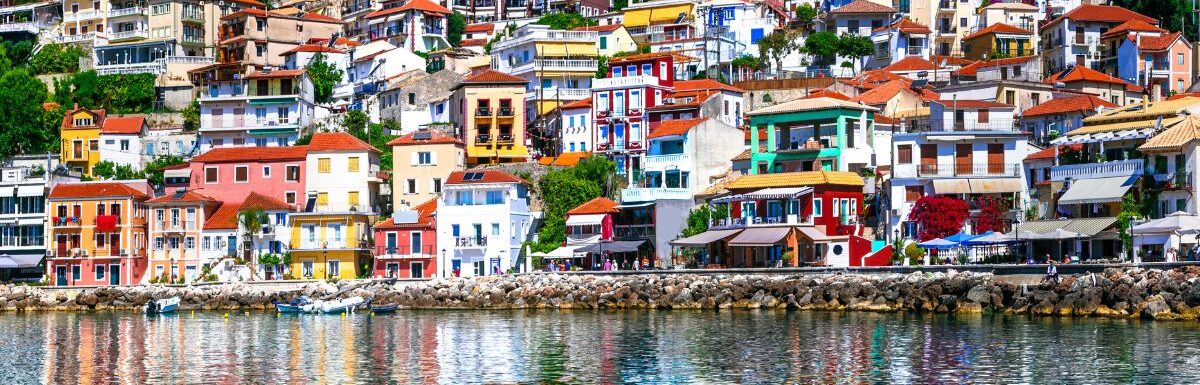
[872,18,930,34]
[460,38,486,47]
[461,69,527,84]
[1025,144,1081,161]
[49,182,149,200]
[387,129,463,146]
[1136,32,1183,51]
[673,79,745,94]
[1044,65,1144,92]
[930,55,976,67]
[883,56,939,72]
[245,69,305,79]
[803,89,852,100]
[952,56,1037,76]
[191,146,308,164]
[365,0,451,19]
[465,23,493,33]
[852,79,911,105]
[1044,5,1157,29]
[204,203,241,230]
[446,170,527,185]
[829,0,895,13]
[1101,20,1165,38]
[648,117,706,139]
[963,23,1032,41]
[147,189,218,204]
[61,107,105,128]
[567,197,619,215]
[1021,95,1117,117]
[281,44,346,55]
[572,24,623,32]
[240,191,292,211]
[933,100,1014,109]
[308,132,379,153]
[559,98,592,110]
[307,36,361,47]
[100,115,145,135]
[873,114,897,124]
[376,199,437,228]
[302,12,343,22]
[537,151,591,167]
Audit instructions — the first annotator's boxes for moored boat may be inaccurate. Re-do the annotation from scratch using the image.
[145,297,180,314]
[315,296,365,315]
[370,304,398,314]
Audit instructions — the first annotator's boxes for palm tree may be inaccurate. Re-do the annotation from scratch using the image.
[238,208,266,280]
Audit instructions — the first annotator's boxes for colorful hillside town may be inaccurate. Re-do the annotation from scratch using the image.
[3,0,1200,285]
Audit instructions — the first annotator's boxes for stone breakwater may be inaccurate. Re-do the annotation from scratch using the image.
[7,267,1200,320]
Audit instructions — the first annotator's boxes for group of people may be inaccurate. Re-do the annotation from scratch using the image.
[546,260,573,272]
[600,257,652,271]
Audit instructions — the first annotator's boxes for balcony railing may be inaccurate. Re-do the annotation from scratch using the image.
[906,46,925,55]
[1148,171,1192,191]
[710,215,810,229]
[644,153,689,169]
[374,244,436,257]
[56,32,97,44]
[498,107,514,117]
[0,236,44,248]
[776,138,832,152]
[900,120,1019,133]
[181,12,204,23]
[614,224,654,240]
[95,61,164,75]
[620,187,691,202]
[475,107,492,116]
[1050,159,1144,182]
[593,75,658,90]
[0,21,47,33]
[64,9,103,22]
[455,236,487,248]
[491,30,597,51]
[938,0,954,10]
[510,58,598,74]
[108,30,149,41]
[525,87,591,101]
[51,216,83,227]
[108,6,146,17]
[892,163,1021,179]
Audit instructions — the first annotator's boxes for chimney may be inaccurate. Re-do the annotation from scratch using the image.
[1142,94,1149,110]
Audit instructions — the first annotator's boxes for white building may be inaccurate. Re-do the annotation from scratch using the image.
[1038,4,1157,76]
[436,170,534,277]
[623,117,744,203]
[696,0,777,62]
[0,157,60,281]
[489,24,599,119]
[820,0,895,76]
[558,98,593,153]
[304,132,382,213]
[98,116,148,169]
[197,68,310,152]
[143,127,199,159]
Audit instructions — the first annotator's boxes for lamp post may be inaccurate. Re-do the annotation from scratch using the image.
[322,250,328,280]
[1013,217,1021,264]
[441,248,447,277]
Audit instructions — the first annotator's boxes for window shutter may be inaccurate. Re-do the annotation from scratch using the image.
[411,152,419,165]
[430,151,437,165]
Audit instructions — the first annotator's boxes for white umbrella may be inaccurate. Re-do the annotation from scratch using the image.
[1137,211,1200,235]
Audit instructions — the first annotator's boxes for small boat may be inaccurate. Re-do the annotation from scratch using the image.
[145,297,180,314]
[370,304,398,314]
[274,296,313,314]
[315,296,365,315]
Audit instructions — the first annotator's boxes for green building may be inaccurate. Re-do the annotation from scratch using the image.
[746,96,879,174]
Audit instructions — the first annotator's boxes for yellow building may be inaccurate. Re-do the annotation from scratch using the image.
[287,212,373,280]
[961,23,1034,60]
[449,69,530,165]
[60,107,105,177]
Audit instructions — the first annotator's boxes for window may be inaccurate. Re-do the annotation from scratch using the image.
[316,192,328,207]
[416,151,433,165]
[234,166,249,183]
[286,165,300,181]
[119,140,129,151]
[90,140,98,151]
[348,191,360,207]
[978,109,989,124]
[897,145,912,164]
[659,62,668,80]
[328,260,339,277]
[256,18,265,31]
[905,186,924,202]
[168,237,179,250]
[492,223,500,235]
[959,18,967,27]
[751,28,764,43]
[185,237,195,249]
[72,265,80,281]
[486,190,503,204]
[599,36,608,49]
[262,166,271,178]
[408,93,415,104]
[204,167,218,183]
[348,157,360,172]
[155,237,164,250]
[318,158,331,173]
[285,192,296,205]
[847,20,859,32]
[1179,79,1186,92]
[1179,53,1186,65]
[95,265,104,280]
[202,237,211,250]
[433,178,442,194]
[302,261,313,278]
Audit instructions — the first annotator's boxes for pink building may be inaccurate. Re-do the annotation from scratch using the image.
[591,52,676,180]
[373,199,437,279]
[187,146,308,207]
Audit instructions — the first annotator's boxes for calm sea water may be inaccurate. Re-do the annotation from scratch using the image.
[2,309,1200,384]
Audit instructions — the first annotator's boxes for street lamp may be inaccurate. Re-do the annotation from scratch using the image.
[441,248,447,277]
[1012,217,1021,264]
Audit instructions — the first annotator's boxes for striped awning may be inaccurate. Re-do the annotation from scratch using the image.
[1058,175,1137,205]
[969,178,1024,193]
[728,227,790,246]
[931,179,971,194]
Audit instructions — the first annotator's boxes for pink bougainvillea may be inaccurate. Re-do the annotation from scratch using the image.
[907,196,970,241]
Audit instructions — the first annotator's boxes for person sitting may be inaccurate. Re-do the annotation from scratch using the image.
[1044,260,1059,284]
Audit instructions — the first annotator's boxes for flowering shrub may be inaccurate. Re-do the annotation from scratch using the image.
[907,196,969,241]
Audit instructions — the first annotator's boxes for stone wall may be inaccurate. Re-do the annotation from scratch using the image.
[5,267,1200,320]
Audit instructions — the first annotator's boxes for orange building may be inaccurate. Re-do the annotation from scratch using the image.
[146,189,222,283]
[46,181,151,286]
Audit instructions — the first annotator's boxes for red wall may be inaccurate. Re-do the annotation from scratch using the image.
[189,160,306,206]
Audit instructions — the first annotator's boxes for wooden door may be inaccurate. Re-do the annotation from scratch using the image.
[987,143,1004,174]
[920,144,937,175]
[956,144,973,175]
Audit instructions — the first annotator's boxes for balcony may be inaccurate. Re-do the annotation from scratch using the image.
[51,216,83,227]
[95,61,164,76]
[0,21,47,33]
[1148,68,1171,79]
[497,107,514,117]
[510,58,598,74]
[593,75,658,90]
[906,46,925,56]
[938,0,954,10]
[614,224,654,240]
[374,245,436,258]
[710,215,810,229]
[776,138,832,153]
[475,134,491,144]
[181,12,204,23]
[525,87,591,101]
[892,163,1021,179]
[107,6,146,18]
[644,153,689,169]
[475,107,492,117]
[900,120,1020,133]
[496,133,515,144]
[423,26,445,35]
[107,30,149,42]
[492,29,597,52]
[64,10,104,22]
[1147,171,1192,191]
[454,236,488,248]
[1073,35,1098,46]
[1050,159,1144,182]
[620,187,692,202]
[155,221,197,232]
[56,32,97,44]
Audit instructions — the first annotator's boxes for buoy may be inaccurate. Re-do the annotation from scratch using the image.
[244,311,249,316]
[224,312,229,318]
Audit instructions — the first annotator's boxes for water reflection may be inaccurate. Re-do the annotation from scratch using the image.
[4,310,1200,384]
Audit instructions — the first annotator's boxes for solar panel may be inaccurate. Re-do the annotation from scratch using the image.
[910,79,928,89]
[463,172,483,181]
[173,189,186,199]
[413,131,432,140]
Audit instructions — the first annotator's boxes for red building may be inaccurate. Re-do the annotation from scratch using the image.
[187,146,308,208]
[373,199,436,279]
[565,197,619,245]
[591,52,677,180]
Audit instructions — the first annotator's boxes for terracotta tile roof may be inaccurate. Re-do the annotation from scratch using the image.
[240,191,292,211]
[1168,92,1200,101]
[953,56,1037,76]
[883,56,939,72]
[61,107,105,128]
[460,38,486,47]
[963,23,1032,41]
[307,36,361,47]
[1024,144,1081,161]
[872,18,931,34]
[387,129,463,146]
[49,182,149,200]
[573,24,623,32]
[648,90,716,110]
[933,100,1014,109]
[1044,5,1157,29]
[607,52,674,65]
[1101,20,1165,38]
[301,12,343,22]
[281,44,346,55]
[828,0,895,13]
[1136,32,1183,51]
[731,148,753,161]
[147,189,218,204]
[1022,95,1116,117]
[1140,116,1200,152]
[851,79,910,105]
[245,69,305,79]
[445,169,527,185]
[365,0,450,18]
[308,132,379,153]
[376,199,437,228]
[648,118,706,139]
[726,171,864,190]
[748,96,878,116]
[465,23,493,33]
[839,69,905,89]
[803,89,852,100]
[873,114,897,124]
[673,79,745,94]
[100,115,145,135]
[537,151,591,167]
[204,203,240,230]
[559,98,592,110]
[1044,65,1144,92]
[461,69,528,85]
[567,197,619,215]
[191,146,308,164]
[930,55,976,67]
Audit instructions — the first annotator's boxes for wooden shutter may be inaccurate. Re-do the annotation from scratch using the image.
[955,144,972,175]
[897,145,912,164]
[987,143,1004,174]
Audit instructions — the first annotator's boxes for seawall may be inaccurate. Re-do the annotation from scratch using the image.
[6,266,1200,320]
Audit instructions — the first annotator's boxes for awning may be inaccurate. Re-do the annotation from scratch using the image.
[728,227,790,246]
[163,169,191,179]
[247,97,298,105]
[671,229,742,246]
[16,185,42,197]
[0,254,42,269]
[532,245,585,259]
[1058,175,1136,205]
[795,226,837,242]
[565,214,605,226]
[616,202,654,209]
[1015,217,1118,237]
[740,186,813,200]
[576,240,646,254]
[931,179,971,194]
[622,4,692,27]
[0,186,12,197]
[970,178,1023,193]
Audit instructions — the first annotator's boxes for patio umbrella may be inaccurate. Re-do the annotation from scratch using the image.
[1137,211,1200,235]
[944,231,983,244]
[964,232,1017,245]
[917,238,958,249]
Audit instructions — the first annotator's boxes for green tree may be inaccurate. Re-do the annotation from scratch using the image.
[681,205,714,237]
[144,155,187,186]
[0,68,56,158]
[182,100,200,132]
[91,160,142,180]
[836,33,874,73]
[731,55,760,70]
[757,30,794,73]
[294,130,314,145]
[0,38,32,68]
[531,157,616,254]
[238,208,267,279]
[595,55,609,78]
[307,53,343,104]
[28,43,86,74]
[448,12,466,46]
[803,31,839,63]
[613,0,628,11]
[1110,0,1194,42]
[343,109,369,135]
[793,4,817,32]
[534,12,596,30]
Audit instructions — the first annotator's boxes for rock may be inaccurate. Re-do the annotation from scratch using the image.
[966,285,991,305]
